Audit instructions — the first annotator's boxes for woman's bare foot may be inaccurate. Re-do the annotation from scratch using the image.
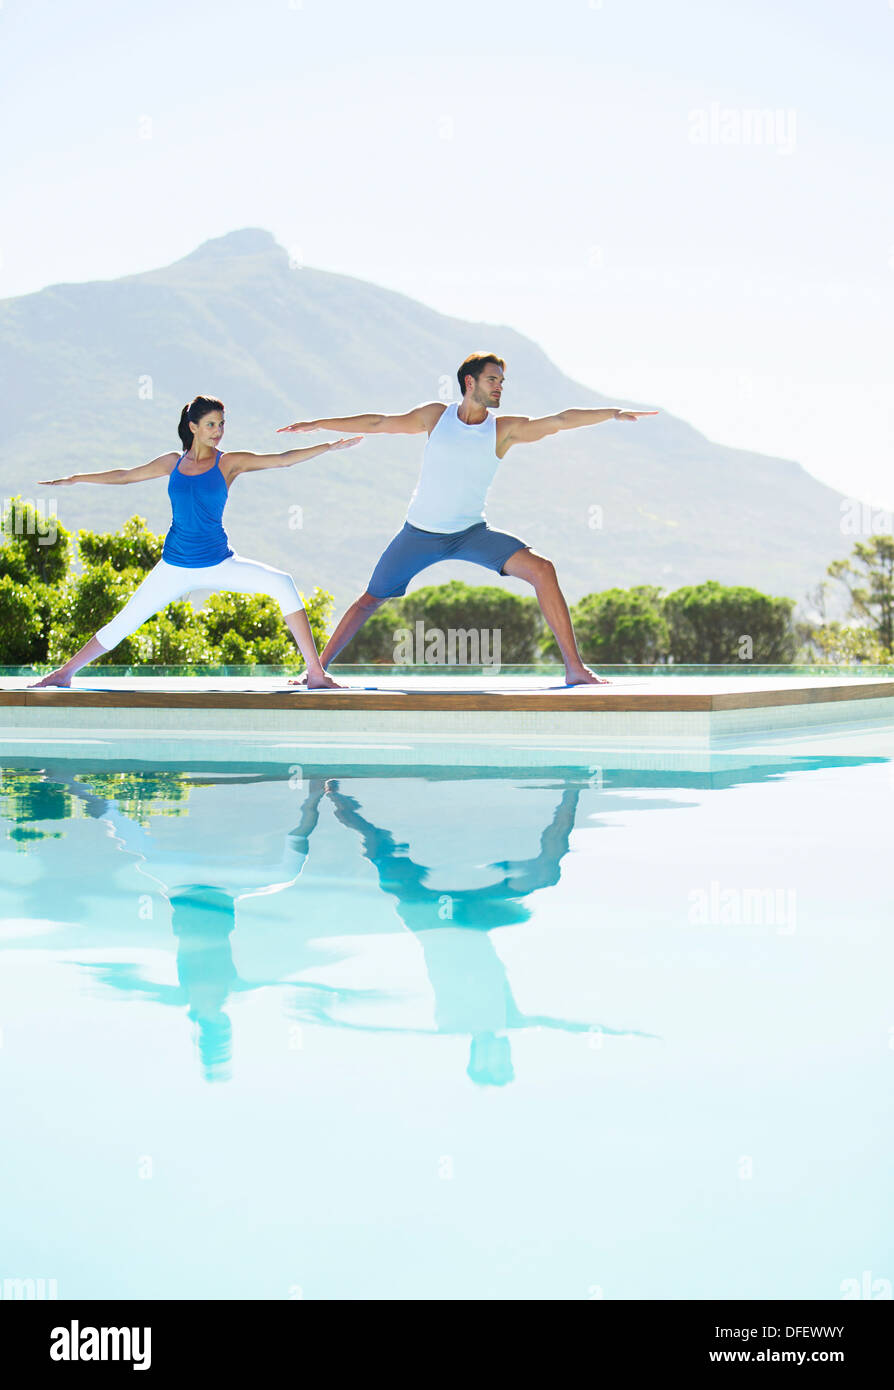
[28,669,73,689]
[564,666,611,686]
[287,673,308,687]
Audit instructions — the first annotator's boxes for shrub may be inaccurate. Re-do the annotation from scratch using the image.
[47,561,143,665]
[799,622,891,664]
[131,605,216,664]
[199,585,333,666]
[77,516,164,573]
[0,496,72,585]
[542,585,668,663]
[336,603,405,663]
[827,535,894,653]
[0,575,46,663]
[664,581,797,662]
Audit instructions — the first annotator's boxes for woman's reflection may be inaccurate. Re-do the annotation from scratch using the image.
[42,767,331,1081]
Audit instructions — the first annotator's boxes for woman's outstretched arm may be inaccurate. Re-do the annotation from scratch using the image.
[225,435,363,478]
[39,453,179,486]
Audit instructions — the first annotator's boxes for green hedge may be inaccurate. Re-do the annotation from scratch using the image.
[7,493,882,669]
[342,580,543,663]
[0,502,332,668]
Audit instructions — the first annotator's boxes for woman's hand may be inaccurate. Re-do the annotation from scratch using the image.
[327,436,364,452]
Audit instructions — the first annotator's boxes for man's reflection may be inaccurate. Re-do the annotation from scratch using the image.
[318,780,653,1086]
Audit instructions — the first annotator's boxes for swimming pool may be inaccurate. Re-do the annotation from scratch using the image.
[1,725,891,1300]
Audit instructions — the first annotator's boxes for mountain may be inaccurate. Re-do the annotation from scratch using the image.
[0,228,853,615]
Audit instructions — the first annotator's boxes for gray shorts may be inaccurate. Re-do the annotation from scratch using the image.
[367,521,529,599]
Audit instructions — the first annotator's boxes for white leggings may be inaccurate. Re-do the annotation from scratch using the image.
[95,554,304,652]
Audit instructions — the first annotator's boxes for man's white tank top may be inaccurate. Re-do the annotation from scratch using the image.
[406,402,500,533]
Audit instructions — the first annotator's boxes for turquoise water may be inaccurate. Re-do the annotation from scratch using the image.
[1,732,892,1300]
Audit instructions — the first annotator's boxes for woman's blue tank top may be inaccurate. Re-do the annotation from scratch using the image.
[161,450,234,568]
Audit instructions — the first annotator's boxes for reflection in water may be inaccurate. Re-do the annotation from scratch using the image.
[2,742,892,1303]
[72,770,644,1084]
[31,767,335,1082]
[70,887,244,1082]
[172,886,236,1081]
[4,748,881,1085]
[323,782,648,1086]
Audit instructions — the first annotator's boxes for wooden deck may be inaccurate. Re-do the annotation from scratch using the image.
[2,675,894,713]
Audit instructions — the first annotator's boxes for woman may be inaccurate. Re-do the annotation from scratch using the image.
[31,395,361,689]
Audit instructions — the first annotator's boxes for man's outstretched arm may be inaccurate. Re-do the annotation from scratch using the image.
[277,402,444,435]
[500,406,658,449]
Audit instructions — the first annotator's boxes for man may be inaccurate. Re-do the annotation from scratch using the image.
[279,351,657,685]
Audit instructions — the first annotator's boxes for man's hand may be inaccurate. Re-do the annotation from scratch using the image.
[277,421,318,433]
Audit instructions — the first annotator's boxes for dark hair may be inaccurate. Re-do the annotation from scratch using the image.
[178,396,224,452]
[456,352,505,397]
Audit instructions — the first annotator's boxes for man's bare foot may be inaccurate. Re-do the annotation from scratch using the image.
[564,666,611,686]
[289,669,343,689]
[305,672,344,690]
[28,669,72,689]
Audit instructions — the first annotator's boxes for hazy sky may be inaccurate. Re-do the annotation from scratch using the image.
[2,0,891,508]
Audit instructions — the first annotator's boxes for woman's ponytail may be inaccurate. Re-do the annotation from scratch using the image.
[177,403,193,452]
